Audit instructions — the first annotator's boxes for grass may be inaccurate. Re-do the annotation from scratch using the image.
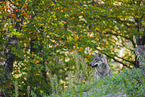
[48,68,145,97]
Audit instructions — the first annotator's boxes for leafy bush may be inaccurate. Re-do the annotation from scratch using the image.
[48,68,144,97]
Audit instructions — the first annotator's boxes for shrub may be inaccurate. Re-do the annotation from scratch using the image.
[48,68,144,97]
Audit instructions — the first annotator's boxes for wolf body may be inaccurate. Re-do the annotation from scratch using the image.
[89,52,111,79]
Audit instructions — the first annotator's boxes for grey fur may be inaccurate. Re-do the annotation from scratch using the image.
[89,52,111,79]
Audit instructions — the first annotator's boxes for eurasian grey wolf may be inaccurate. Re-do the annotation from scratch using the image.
[89,52,111,79]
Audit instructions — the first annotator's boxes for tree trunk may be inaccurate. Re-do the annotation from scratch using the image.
[134,16,145,68]
[0,2,22,96]
[0,35,17,97]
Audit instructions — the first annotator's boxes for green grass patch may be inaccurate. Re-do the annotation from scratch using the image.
[48,68,144,97]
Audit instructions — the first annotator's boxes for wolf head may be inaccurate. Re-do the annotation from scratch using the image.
[89,52,105,68]
[89,52,111,77]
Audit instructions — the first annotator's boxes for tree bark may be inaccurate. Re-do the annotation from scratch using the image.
[0,35,17,97]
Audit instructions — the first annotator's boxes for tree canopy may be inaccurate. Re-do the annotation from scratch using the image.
[0,0,145,96]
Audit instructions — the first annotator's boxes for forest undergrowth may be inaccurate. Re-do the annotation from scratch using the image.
[29,52,145,97]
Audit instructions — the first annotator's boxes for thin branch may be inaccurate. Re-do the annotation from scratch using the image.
[104,52,132,69]
[105,31,131,40]
[122,43,134,52]
[131,37,136,48]
[99,15,135,24]
[96,49,132,69]
[114,54,134,64]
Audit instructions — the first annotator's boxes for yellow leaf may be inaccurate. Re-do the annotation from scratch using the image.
[95,27,100,31]
[15,2,19,5]
[78,49,81,51]
[60,10,63,12]
[111,48,114,51]
[106,41,109,45]
[135,16,139,18]
[73,46,76,49]
[16,19,20,22]
[80,47,83,49]
[40,24,44,26]
[35,61,39,64]
[62,35,65,37]
[69,49,74,52]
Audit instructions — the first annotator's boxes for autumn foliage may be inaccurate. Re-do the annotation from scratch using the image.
[0,0,145,96]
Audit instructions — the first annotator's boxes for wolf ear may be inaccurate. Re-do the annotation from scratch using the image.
[94,52,97,55]
[94,52,103,58]
[98,53,103,58]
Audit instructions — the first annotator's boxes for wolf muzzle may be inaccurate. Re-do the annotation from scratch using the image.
[89,63,98,68]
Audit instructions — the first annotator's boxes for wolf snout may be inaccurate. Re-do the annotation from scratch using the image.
[89,63,93,67]
[89,63,98,68]
[89,63,93,66]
